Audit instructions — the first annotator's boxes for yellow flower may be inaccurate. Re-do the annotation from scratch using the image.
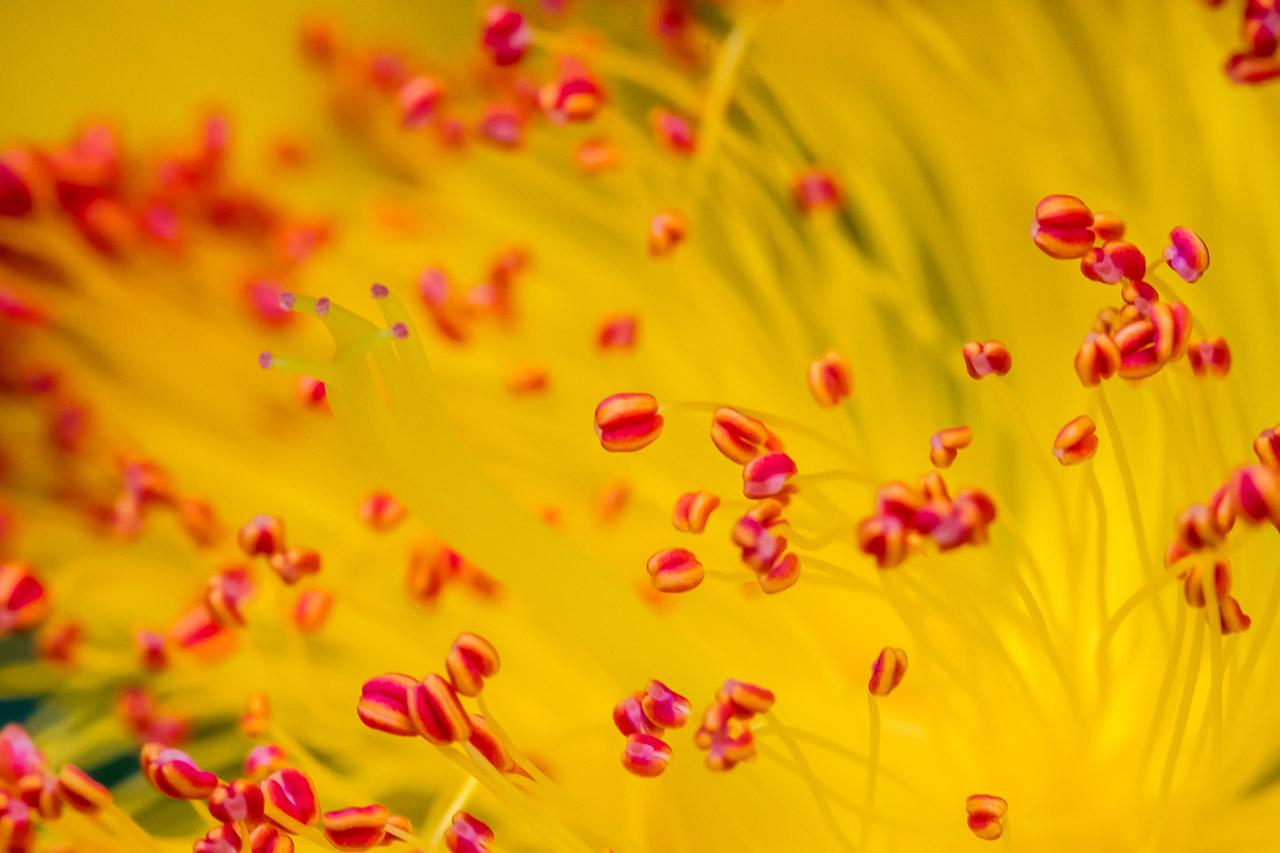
[1,1,1280,851]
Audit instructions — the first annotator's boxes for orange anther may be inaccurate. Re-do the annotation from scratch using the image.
[757,552,800,594]
[867,646,908,697]
[293,588,334,633]
[361,492,407,531]
[206,566,254,626]
[807,351,853,407]
[648,209,687,257]
[1031,194,1094,259]
[646,547,704,593]
[961,340,1012,379]
[1052,415,1098,465]
[597,480,630,523]
[710,406,782,464]
[672,490,721,533]
[1181,559,1231,608]
[1220,594,1252,634]
[270,547,322,585]
[322,804,389,850]
[468,714,518,774]
[1164,226,1210,283]
[595,393,664,452]
[178,497,221,547]
[55,765,111,814]
[240,693,271,737]
[1254,425,1280,468]
[0,562,49,635]
[239,514,284,557]
[446,632,500,697]
[1188,337,1231,378]
[506,364,549,394]
[576,138,622,175]
[929,426,973,469]
[408,674,471,745]
[1075,332,1122,387]
[1090,211,1125,243]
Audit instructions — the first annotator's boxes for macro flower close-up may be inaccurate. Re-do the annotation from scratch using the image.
[4,1,1280,851]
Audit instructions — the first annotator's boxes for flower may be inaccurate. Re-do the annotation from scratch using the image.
[0,2,1279,851]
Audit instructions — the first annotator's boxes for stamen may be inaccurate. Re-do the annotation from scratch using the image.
[1030,194,1094,259]
[807,351,853,407]
[928,425,973,469]
[672,490,720,533]
[262,768,319,835]
[965,794,1008,841]
[1163,226,1210,283]
[446,632,501,697]
[594,393,664,452]
[444,810,494,853]
[321,803,390,849]
[1052,415,1099,465]
[645,547,704,593]
[648,209,687,257]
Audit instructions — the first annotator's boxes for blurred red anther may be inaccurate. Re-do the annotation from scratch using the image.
[270,547,322,585]
[482,5,531,66]
[194,824,244,853]
[133,627,167,666]
[506,364,550,394]
[140,743,218,800]
[966,794,1008,841]
[238,514,284,557]
[711,407,783,464]
[1080,240,1146,284]
[0,286,46,325]
[1030,194,1094,259]
[206,566,254,626]
[575,138,622,174]
[299,17,341,66]
[479,104,525,149]
[539,60,604,123]
[858,474,995,566]
[262,768,319,834]
[672,490,721,533]
[1188,337,1231,378]
[758,552,802,594]
[49,399,90,453]
[446,632,501,697]
[720,679,776,716]
[961,340,1012,379]
[468,714,519,774]
[36,620,81,666]
[693,680,771,771]
[642,680,691,728]
[1163,226,1210,282]
[868,647,909,697]
[357,673,418,737]
[929,426,973,469]
[179,497,222,547]
[296,377,328,410]
[244,745,288,781]
[807,351,853,407]
[1226,51,1280,83]
[361,492,407,532]
[250,824,295,853]
[793,168,842,214]
[293,588,334,633]
[648,209,687,256]
[322,804,389,850]
[595,393,664,452]
[646,547,705,593]
[0,724,45,783]
[55,765,111,814]
[650,108,697,154]
[614,693,663,737]
[1254,425,1280,468]
[398,76,443,129]
[598,479,630,523]
[1245,1,1280,54]
[240,693,271,737]
[732,499,786,570]
[408,674,472,745]
[18,772,62,821]
[622,733,672,777]
[1221,595,1253,633]
[0,562,49,635]
[209,779,265,824]
[1090,211,1125,242]
[1231,464,1280,527]
[417,267,469,343]
[597,314,638,350]
[1180,559,1231,608]
[1053,415,1099,465]
[245,280,295,327]
[1075,332,1122,387]
[0,149,45,216]
[444,810,494,853]
[742,452,798,500]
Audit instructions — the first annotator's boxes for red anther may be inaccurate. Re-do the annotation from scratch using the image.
[238,514,284,557]
[444,811,494,853]
[576,138,623,174]
[357,673,418,736]
[240,694,271,737]
[208,779,265,824]
[1233,465,1280,527]
[1220,594,1253,634]
[244,280,295,327]
[597,314,638,350]
[807,351,853,407]
[296,377,328,411]
[595,393,664,452]
[1226,51,1280,83]
[169,604,231,654]
[792,168,842,214]
[446,632,501,697]
[1120,280,1160,309]
[478,103,525,149]
[361,492,407,532]
[417,267,469,344]
[195,824,244,853]
[1164,226,1210,282]
[731,503,786,570]
[646,547,705,593]
[250,824,295,853]
[648,209,687,256]
[1181,560,1231,608]
[269,548,322,586]
[1245,0,1280,55]
[120,458,175,506]
[703,722,756,771]
[621,733,672,778]
[1091,211,1125,243]
[322,804,389,850]
[179,497,222,547]
[598,480,630,523]
[961,340,1012,379]
[263,768,318,835]
[299,16,340,65]
[1052,415,1099,465]
[742,452,798,499]
[867,646,908,697]
[37,620,81,666]
[1030,194,1094,259]
[1188,337,1231,378]
[1174,504,1225,553]
[293,588,334,633]
[481,5,530,66]
[711,406,783,464]
[1080,240,1146,284]
[0,562,49,635]
[672,490,721,533]
[966,794,1008,841]
[468,714,517,774]
[929,426,973,469]
[1,790,34,849]
[244,745,287,781]
[206,566,255,626]
[539,62,605,123]
[0,725,44,783]
[719,679,775,716]
[1255,425,1280,468]
[55,764,110,814]
[506,364,550,394]
[614,693,664,737]
[398,76,442,129]
[1148,301,1189,363]
[757,552,801,594]
[0,149,46,217]
[18,772,62,820]
[141,744,218,800]
[383,814,414,844]
[650,107,697,154]
[640,680,691,729]
[856,514,908,568]
[1209,480,1239,537]
[408,674,472,745]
